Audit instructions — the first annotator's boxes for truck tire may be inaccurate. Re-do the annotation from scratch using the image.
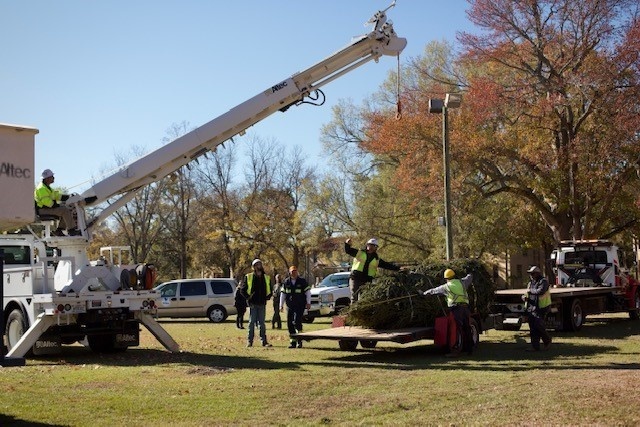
[302,315,315,323]
[338,340,358,351]
[359,340,377,349]
[5,309,28,351]
[629,289,640,320]
[207,305,227,323]
[563,298,584,331]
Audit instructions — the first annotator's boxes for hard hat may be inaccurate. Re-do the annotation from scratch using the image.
[41,169,54,179]
[366,238,379,246]
[444,269,455,279]
[251,259,262,267]
[527,266,541,274]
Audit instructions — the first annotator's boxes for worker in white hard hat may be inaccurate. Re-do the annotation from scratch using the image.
[344,238,400,303]
[34,169,81,236]
[423,269,474,357]
[523,266,552,351]
[239,258,272,347]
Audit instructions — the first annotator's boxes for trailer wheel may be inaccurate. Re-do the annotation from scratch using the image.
[470,318,480,348]
[628,289,640,320]
[338,340,358,351]
[301,315,315,323]
[359,340,377,349]
[563,298,584,331]
[5,309,28,351]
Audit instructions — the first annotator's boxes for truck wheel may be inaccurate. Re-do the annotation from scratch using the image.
[5,309,28,351]
[629,289,640,320]
[563,298,584,331]
[207,305,227,323]
[470,318,480,348]
[338,340,358,351]
[359,340,377,349]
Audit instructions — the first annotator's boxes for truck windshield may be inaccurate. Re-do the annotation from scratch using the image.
[318,274,349,288]
[563,250,608,266]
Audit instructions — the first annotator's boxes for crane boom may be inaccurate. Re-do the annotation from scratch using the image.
[72,5,406,233]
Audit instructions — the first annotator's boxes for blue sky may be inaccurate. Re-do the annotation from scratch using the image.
[1,1,474,192]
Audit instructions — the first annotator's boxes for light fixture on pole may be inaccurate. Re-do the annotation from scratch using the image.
[429,93,462,261]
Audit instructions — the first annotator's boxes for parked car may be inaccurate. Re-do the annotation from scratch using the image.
[303,272,351,323]
[154,278,238,322]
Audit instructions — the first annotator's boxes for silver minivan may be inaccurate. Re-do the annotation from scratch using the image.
[154,278,238,322]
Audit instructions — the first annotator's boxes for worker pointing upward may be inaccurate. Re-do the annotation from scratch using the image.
[345,238,400,303]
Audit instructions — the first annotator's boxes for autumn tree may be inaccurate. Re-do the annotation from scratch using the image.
[457,0,640,242]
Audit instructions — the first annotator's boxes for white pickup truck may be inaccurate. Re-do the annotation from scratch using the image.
[303,272,352,323]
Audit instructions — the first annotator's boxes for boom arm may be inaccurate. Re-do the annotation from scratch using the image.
[71,4,406,232]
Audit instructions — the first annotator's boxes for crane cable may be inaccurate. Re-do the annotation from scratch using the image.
[395,53,402,120]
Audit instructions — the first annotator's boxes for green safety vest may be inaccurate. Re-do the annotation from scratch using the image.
[446,279,469,307]
[351,250,379,278]
[246,273,271,296]
[539,290,552,308]
[34,182,62,209]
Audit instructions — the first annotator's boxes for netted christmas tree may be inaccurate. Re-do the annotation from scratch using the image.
[344,259,496,329]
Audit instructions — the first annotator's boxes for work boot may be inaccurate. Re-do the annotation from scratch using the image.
[289,341,297,349]
[262,341,272,347]
[246,341,253,347]
[297,341,303,348]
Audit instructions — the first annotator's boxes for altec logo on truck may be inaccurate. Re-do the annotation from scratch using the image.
[492,240,640,332]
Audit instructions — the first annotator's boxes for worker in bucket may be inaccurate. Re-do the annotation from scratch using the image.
[345,238,400,303]
[280,266,311,348]
[34,169,81,236]
[423,269,474,357]
[523,266,552,351]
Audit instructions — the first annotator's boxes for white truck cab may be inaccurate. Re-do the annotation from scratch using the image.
[305,272,351,322]
[551,240,623,287]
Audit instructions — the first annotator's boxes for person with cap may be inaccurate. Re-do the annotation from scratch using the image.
[423,269,474,357]
[240,259,272,347]
[523,266,552,351]
[279,266,311,348]
[344,238,400,303]
[271,273,283,329]
[34,169,81,236]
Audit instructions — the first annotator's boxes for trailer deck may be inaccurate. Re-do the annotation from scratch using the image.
[293,325,435,344]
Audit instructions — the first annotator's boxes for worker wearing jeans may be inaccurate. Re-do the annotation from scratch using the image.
[241,259,272,347]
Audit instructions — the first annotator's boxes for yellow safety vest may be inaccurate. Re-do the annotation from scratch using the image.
[446,279,469,307]
[34,182,62,209]
[539,290,552,308]
[351,250,379,278]
[246,273,271,295]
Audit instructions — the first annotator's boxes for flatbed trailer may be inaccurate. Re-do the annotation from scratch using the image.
[493,285,640,332]
[292,313,495,351]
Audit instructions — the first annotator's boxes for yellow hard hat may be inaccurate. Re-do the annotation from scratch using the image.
[444,269,455,279]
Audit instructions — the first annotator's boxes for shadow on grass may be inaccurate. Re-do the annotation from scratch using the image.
[0,413,65,426]
[26,347,303,371]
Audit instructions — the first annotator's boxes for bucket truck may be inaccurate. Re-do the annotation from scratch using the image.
[1,3,407,358]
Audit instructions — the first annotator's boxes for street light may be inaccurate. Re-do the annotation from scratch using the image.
[429,93,462,261]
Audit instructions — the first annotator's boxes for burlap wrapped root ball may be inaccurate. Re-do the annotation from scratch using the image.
[345,259,496,329]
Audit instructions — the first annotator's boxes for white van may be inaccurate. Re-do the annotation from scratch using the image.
[154,278,238,322]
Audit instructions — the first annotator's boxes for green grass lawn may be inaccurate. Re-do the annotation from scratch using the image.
[2,310,640,426]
